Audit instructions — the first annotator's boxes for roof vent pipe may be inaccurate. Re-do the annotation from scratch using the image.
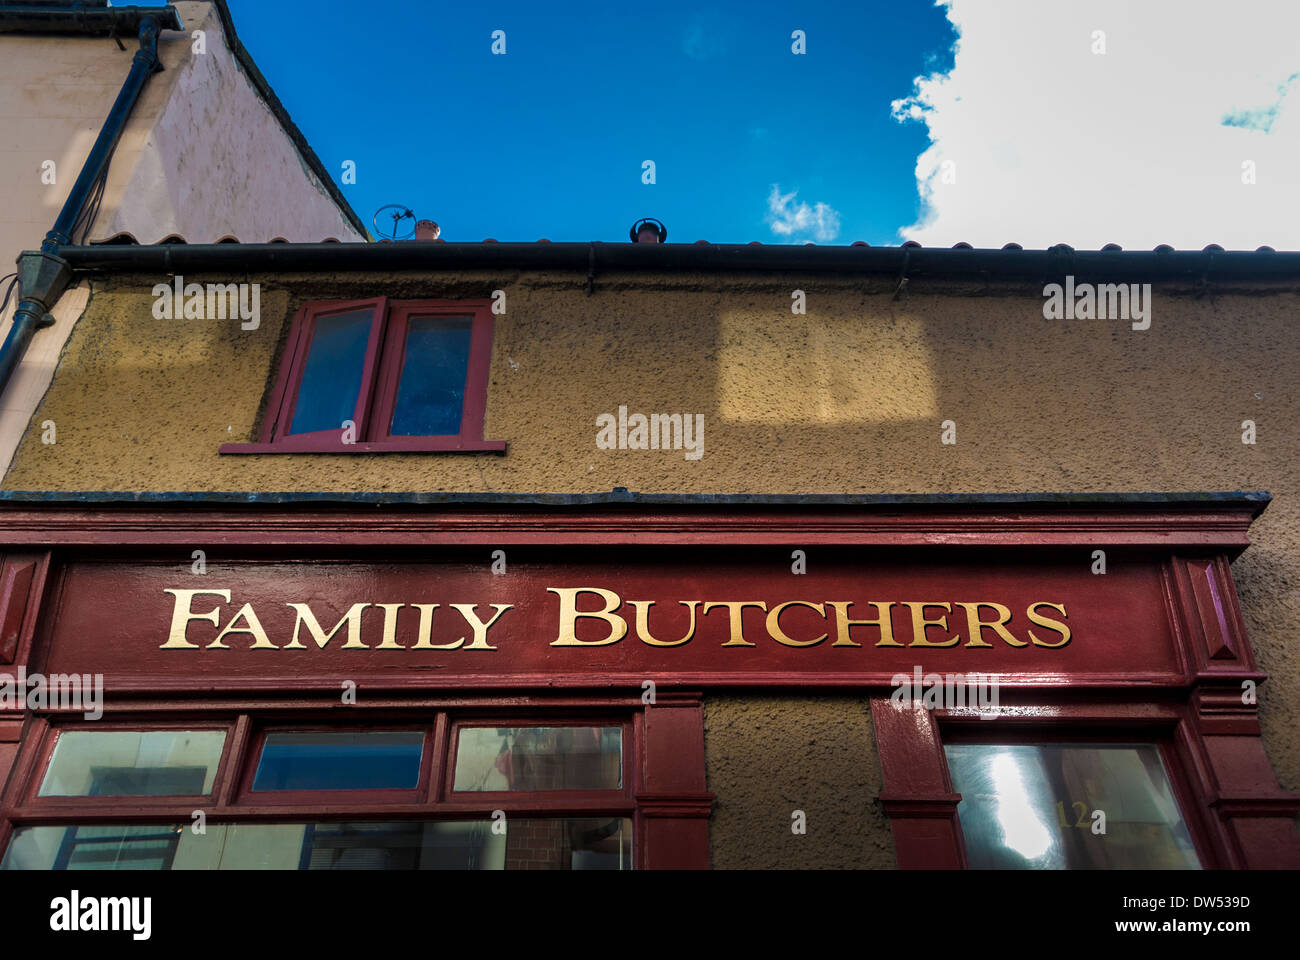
[630,218,667,243]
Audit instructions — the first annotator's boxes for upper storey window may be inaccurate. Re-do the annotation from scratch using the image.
[220,298,504,454]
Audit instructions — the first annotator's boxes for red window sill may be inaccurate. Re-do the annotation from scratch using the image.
[219,438,507,455]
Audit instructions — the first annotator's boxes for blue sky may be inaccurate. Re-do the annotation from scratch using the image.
[125,0,1300,249]
[218,1,957,244]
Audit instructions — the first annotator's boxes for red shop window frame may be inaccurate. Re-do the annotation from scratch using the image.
[219,298,506,455]
[443,718,633,802]
[869,698,1229,870]
[0,697,715,869]
[17,719,238,809]
[233,723,436,807]
[938,721,1217,871]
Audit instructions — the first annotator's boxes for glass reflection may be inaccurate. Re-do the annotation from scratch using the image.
[39,730,226,797]
[389,316,472,436]
[1,819,632,870]
[945,743,1200,869]
[989,753,1054,862]
[289,309,372,435]
[453,726,622,792]
[252,732,424,791]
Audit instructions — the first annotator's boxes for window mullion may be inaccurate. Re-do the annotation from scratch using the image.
[356,298,391,441]
[213,714,252,809]
[427,711,450,806]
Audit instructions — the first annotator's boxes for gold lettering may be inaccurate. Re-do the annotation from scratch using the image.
[1026,602,1071,648]
[161,589,230,649]
[956,601,1023,648]
[702,601,767,647]
[374,603,406,649]
[164,587,1070,655]
[904,601,959,647]
[631,600,699,647]
[766,601,828,647]
[209,602,276,649]
[449,603,512,650]
[827,601,899,647]
[548,588,627,646]
[283,602,371,650]
[410,603,461,649]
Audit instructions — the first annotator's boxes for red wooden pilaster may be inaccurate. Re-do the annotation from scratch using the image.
[1169,554,1300,867]
[870,696,966,868]
[636,690,714,868]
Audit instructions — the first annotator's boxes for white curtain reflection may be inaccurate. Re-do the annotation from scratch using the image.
[990,752,1054,862]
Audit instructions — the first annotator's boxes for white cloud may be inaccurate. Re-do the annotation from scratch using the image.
[766,185,842,243]
[892,0,1300,250]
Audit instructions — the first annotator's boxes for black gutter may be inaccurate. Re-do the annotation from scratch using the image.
[0,3,180,36]
[47,240,1300,283]
[0,489,1271,514]
[0,6,179,397]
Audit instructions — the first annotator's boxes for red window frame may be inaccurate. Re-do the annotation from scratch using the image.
[236,724,436,806]
[0,699,713,869]
[938,722,1214,870]
[17,719,236,809]
[220,298,506,455]
[445,719,630,799]
[870,697,1226,869]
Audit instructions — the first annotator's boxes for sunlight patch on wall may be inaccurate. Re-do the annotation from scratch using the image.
[716,307,940,424]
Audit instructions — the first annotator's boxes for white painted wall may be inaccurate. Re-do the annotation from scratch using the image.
[98,2,362,245]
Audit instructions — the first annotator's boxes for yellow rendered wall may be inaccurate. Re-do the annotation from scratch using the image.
[703,695,894,868]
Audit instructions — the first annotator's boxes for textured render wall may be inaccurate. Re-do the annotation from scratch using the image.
[3,269,1298,866]
[704,696,894,869]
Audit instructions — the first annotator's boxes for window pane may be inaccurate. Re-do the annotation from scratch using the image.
[1,819,632,870]
[945,743,1201,869]
[0,824,183,870]
[388,315,472,436]
[38,730,225,797]
[453,726,622,791]
[288,308,372,435]
[252,731,423,791]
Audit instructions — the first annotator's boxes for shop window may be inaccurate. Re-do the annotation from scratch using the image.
[252,731,425,792]
[36,825,184,870]
[452,726,622,792]
[3,714,640,871]
[944,743,1201,869]
[219,298,505,455]
[37,729,226,798]
[1,818,633,870]
[871,699,1218,869]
